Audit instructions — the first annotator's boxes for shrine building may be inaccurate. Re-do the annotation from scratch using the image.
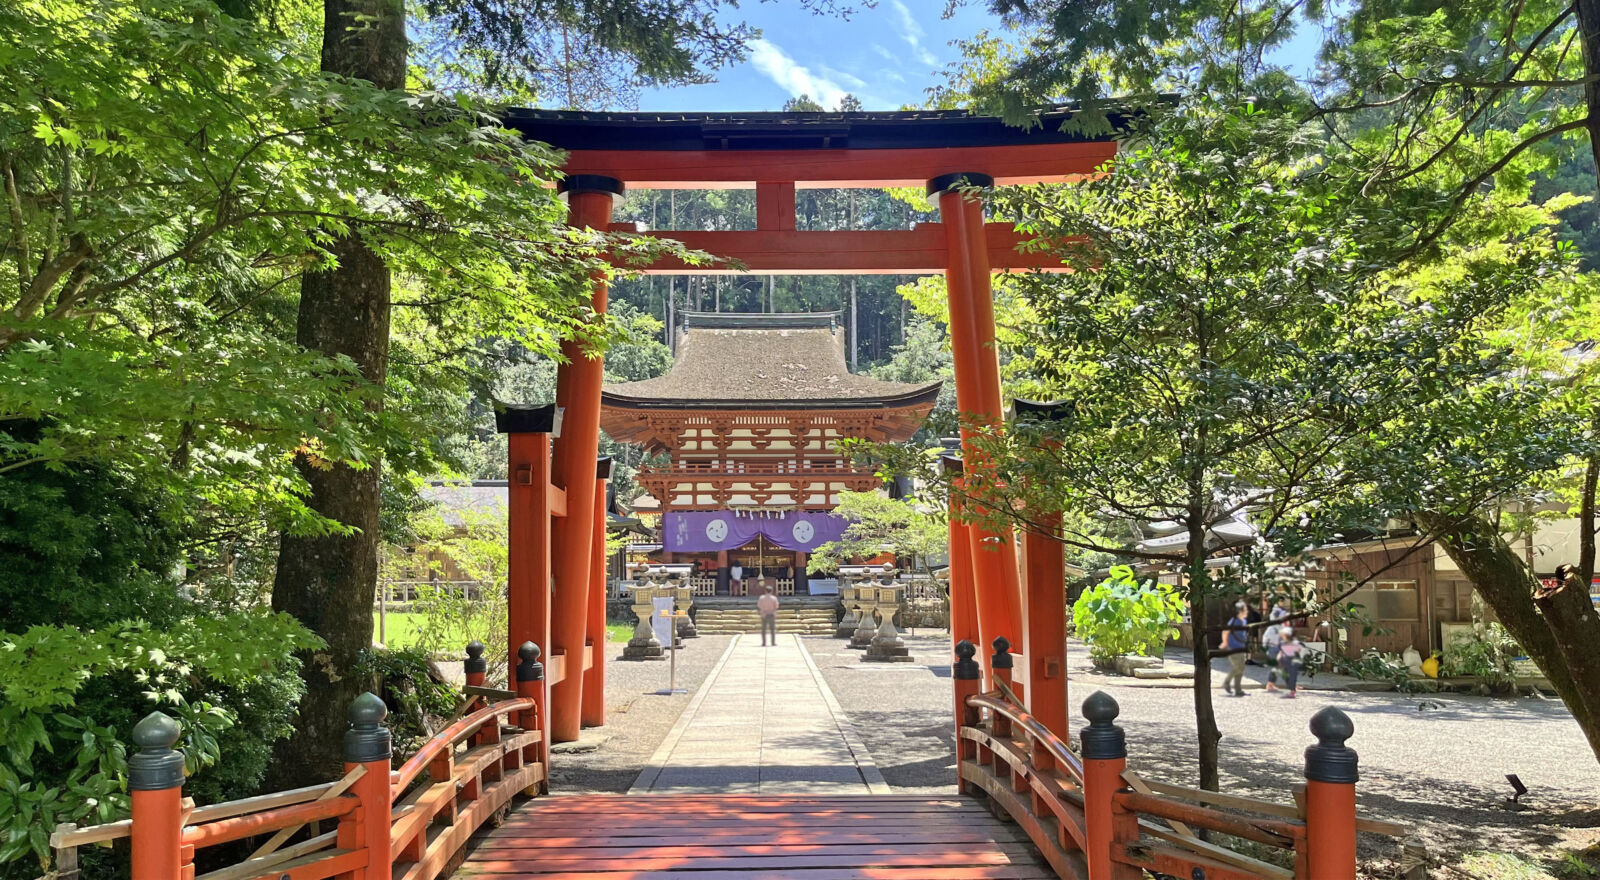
[599,310,939,597]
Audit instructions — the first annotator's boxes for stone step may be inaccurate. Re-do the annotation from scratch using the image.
[695,612,834,622]
[691,605,838,635]
[695,627,835,635]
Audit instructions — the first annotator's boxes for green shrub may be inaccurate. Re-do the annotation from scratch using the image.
[1439,620,1521,690]
[1332,649,1435,694]
[0,614,319,875]
[1071,565,1185,667]
[0,461,183,631]
[355,647,462,759]
[0,458,323,878]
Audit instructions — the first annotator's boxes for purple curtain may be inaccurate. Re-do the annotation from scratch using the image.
[664,510,849,553]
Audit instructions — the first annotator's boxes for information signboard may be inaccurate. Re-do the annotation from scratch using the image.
[651,596,675,649]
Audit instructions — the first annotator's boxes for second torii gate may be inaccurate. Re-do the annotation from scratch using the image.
[500,106,1123,744]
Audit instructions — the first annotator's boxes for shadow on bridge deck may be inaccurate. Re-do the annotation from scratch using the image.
[459,794,1052,879]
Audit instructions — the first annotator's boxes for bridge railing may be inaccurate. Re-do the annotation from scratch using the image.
[953,637,1372,880]
[50,641,548,880]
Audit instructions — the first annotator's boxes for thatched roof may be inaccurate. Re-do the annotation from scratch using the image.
[602,311,940,410]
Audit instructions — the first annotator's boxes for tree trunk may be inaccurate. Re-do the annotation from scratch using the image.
[1576,0,1600,181]
[1422,512,1600,763]
[1188,522,1222,791]
[270,0,405,788]
[848,278,858,372]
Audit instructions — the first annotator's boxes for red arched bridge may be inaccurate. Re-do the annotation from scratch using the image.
[51,107,1404,880]
[53,637,1378,880]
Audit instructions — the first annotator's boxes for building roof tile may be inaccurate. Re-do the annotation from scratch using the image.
[602,311,940,409]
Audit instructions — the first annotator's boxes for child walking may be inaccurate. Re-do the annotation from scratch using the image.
[1276,625,1305,698]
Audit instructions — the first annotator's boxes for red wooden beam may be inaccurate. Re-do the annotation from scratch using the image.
[756,181,797,231]
[563,142,1117,188]
[611,223,1078,274]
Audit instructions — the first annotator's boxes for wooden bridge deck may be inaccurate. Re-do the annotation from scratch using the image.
[460,794,1054,880]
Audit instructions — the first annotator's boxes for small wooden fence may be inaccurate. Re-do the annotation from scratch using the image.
[953,638,1394,880]
[50,642,548,880]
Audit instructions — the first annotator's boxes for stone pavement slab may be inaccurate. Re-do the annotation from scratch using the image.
[629,634,891,794]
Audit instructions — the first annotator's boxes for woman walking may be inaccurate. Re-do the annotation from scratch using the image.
[1220,601,1251,697]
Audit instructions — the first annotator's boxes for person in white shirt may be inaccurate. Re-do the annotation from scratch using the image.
[730,564,743,596]
[757,587,780,646]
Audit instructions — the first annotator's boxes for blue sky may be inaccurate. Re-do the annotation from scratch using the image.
[637,1,1324,112]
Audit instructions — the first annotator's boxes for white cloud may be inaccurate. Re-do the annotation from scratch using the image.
[888,0,939,66]
[820,65,868,91]
[749,39,850,108]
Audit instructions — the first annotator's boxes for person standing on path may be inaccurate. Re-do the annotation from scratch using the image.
[757,586,780,647]
[1262,596,1292,691]
[1263,614,1285,692]
[1276,626,1306,698]
[1221,601,1251,696]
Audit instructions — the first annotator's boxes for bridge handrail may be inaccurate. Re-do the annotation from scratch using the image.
[390,696,533,795]
[55,640,548,880]
[951,636,1366,880]
[965,691,1084,785]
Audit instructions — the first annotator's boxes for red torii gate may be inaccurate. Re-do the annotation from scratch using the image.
[500,107,1122,745]
[92,105,1372,880]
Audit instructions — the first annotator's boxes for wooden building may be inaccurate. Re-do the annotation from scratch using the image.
[600,311,939,596]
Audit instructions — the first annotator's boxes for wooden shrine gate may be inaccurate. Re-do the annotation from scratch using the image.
[51,107,1391,880]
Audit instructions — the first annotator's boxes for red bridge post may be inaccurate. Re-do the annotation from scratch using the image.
[952,640,982,795]
[990,637,1015,738]
[464,640,487,692]
[464,641,487,745]
[1304,707,1359,879]
[129,713,186,880]
[1081,692,1139,880]
[515,641,547,794]
[340,693,393,880]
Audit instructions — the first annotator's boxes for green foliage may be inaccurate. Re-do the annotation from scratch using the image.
[1333,650,1423,692]
[0,462,182,630]
[1439,620,1523,690]
[0,0,684,540]
[0,705,128,866]
[1071,566,1185,666]
[0,456,316,871]
[807,491,946,577]
[354,647,460,757]
[0,611,317,869]
[0,614,319,711]
[178,666,304,806]
[411,0,864,104]
[381,506,509,684]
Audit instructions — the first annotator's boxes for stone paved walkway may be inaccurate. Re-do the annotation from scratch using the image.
[629,634,890,795]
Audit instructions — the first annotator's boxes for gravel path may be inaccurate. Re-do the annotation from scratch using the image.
[806,633,960,796]
[812,631,1600,868]
[545,633,734,794]
[1055,637,1600,866]
[1091,671,1600,866]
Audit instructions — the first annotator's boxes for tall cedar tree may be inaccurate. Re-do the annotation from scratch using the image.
[275,0,860,783]
[271,0,408,785]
